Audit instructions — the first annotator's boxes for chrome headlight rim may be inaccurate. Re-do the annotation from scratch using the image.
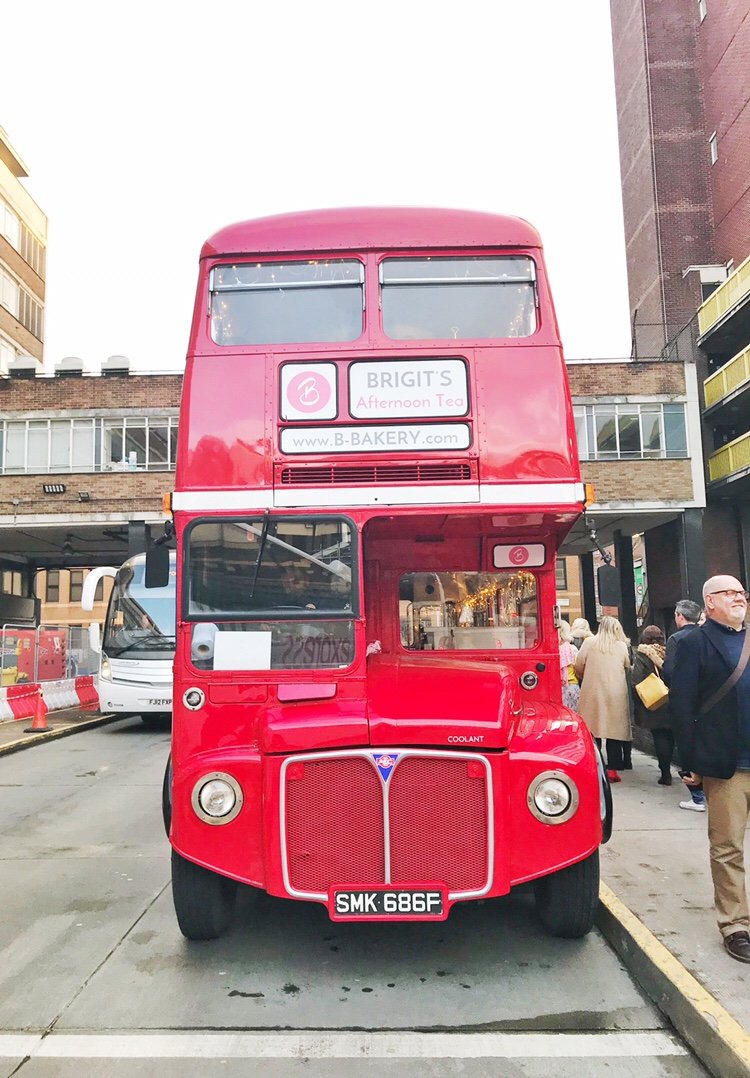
[191,771,244,825]
[527,769,579,825]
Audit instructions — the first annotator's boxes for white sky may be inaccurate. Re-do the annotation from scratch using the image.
[1,0,631,372]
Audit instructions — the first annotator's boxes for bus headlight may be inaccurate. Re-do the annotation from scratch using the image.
[191,772,243,825]
[100,655,112,681]
[527,771,579,824]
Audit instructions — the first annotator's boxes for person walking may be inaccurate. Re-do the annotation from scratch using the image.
[559,621,580,711]
[631,625,674,786]
[570,617,593,651]
[670,574,750,963]
[662,598,706,811]
[575,616,632,783]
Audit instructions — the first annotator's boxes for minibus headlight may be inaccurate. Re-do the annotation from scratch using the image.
[191,772,243,825]
[99,655,112,681]
[527,771,579,824]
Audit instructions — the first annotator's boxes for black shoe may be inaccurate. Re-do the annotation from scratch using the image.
[724,931,750,963]
[658,773,673,786]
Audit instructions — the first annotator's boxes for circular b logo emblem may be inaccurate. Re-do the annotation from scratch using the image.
[509,545,529,566]
[287,371,332,414]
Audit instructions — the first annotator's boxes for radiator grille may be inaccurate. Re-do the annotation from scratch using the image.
[283,752,490,896]
[389,757,489,891]
[285,757,384,892]
[279,462,473,486]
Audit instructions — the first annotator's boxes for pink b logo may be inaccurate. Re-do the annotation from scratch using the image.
[509,546,529,565]
[287,371,331,413]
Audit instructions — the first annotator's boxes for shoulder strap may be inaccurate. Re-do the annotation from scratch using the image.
[700,626,750,714]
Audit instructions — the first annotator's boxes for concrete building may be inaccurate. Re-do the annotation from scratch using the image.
[610,0,750,601]
[0,127,46,377]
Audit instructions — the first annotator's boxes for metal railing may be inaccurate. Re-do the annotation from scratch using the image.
[698,255,750,338]
[703,342,750,409]
[708,430,750,484]
[0,624,98,686]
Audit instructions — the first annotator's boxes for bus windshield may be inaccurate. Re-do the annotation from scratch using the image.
[102,555,176,658]
[185,517,355,672]
[381,256,537,340]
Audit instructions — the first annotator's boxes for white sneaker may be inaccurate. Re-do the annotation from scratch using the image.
[679,800,706,812]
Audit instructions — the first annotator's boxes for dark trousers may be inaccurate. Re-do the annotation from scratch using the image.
[595,738,631,770]
[650,727,675,776]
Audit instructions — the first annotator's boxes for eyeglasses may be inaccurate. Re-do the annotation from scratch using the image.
[708,589,749,600]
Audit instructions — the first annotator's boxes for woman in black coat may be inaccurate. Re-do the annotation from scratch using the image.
[631,624,674,785]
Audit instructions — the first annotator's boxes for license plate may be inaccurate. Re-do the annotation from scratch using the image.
[329,885,447,921]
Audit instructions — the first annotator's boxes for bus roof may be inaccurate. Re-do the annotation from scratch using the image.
[202,207,542,259]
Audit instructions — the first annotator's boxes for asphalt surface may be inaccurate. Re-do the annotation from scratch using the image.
[1,708,748,1075]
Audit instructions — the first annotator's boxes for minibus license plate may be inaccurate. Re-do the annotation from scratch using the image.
[330,887,445,920]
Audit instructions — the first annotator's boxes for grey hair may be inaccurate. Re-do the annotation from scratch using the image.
[675,599,701,623]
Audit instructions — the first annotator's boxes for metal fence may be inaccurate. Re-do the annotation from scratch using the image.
[0,624,98,686]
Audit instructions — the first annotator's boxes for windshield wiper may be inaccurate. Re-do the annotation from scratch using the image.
[107,637,176,656]
[248,510,270,602]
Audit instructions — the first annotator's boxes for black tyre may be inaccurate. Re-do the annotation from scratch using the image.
[534,849,600,938]
[162,756,172,837]
[171,849,237,940]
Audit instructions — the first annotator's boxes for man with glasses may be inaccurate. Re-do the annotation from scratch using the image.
[671,576,750,963]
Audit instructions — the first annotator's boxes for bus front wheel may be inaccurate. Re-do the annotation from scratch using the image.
[171,850,237,940]
[533,849,600,938]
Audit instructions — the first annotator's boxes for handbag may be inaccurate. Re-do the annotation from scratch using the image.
[635,671,669,711]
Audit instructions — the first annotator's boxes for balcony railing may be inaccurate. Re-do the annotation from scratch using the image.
[698,255,750,338]
[708,430,750,483]
[704,342,750,409]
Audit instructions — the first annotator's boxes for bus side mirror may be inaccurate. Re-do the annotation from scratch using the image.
[145,544,170,589]
[597,564,622,608]
[89,622,101,654]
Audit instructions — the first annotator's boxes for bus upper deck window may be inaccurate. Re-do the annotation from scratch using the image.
[381,257,537,341]
[210,259,364,345]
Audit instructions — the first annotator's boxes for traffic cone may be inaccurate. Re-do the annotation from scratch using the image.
[24,689,49,733]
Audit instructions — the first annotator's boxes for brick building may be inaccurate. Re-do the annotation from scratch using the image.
[610,0,750,604]
[0,368,181,622]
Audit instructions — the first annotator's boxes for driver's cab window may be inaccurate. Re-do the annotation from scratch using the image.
[399,571,538,651]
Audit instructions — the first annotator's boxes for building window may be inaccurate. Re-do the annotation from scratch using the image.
[0,415,179,474]
[69,570,84,603]
[0,266,19,318]
[46,570,60,603]
[0,198,20,249]
[94,576,104,603]
[573,403,688,460]
[709,132,718,165]
[2,570,23,596]
[699,0,707,21]
[555,560,568,590]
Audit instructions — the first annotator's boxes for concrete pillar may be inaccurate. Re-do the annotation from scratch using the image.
[580,552,597,630]
[679,508,706,604]
[128,521,151,558]
[614,530,637,641]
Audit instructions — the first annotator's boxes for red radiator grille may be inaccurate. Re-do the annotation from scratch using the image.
[285,757,384,892]
[284,753,490,896]
[389,757,489,892]
[278,462,474,486]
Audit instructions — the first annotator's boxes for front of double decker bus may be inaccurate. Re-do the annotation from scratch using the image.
[164,208,607,941]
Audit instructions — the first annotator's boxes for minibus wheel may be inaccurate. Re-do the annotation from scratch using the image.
[171,850,237,940]
[533,849,600,938]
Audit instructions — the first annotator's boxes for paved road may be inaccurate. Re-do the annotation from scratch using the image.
[0,719,707,1076]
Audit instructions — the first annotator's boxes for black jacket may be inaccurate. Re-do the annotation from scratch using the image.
[662,621,700,685]
[669,617,744,779]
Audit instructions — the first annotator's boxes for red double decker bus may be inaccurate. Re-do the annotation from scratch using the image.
[158,207,611,940]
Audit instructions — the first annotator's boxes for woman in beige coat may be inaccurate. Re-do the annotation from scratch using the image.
[574,616,632,782]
